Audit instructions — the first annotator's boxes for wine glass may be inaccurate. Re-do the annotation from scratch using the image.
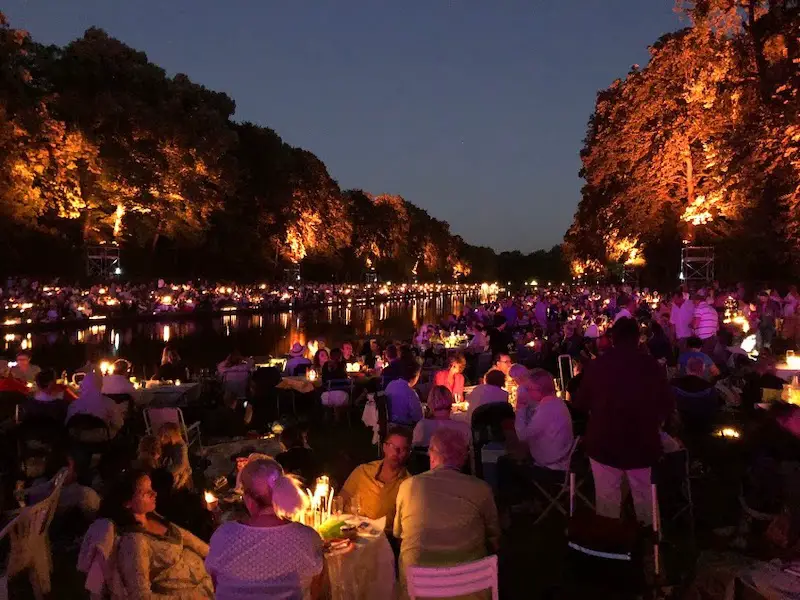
[331,496,344,517]
[349,496,361,520]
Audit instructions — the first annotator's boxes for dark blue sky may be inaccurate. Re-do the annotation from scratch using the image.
[4,1,683,252]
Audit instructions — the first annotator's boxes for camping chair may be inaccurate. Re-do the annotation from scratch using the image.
[470,402,515,481]
[66,413,112,483]
[653,448,695,543]
[406,555,499,600]
[529,437,581,525]
[0,391,27,428]
[144,407,202,450]
[0,468,68,600]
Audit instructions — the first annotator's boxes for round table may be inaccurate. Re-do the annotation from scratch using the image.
[326,516,396,600]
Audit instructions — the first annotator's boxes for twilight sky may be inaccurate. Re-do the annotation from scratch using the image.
[4,0,684,252]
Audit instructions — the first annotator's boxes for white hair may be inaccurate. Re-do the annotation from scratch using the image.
[240,457,309,519]
[429,428,469,469]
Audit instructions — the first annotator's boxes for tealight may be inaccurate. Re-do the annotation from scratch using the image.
[204,491,218,511]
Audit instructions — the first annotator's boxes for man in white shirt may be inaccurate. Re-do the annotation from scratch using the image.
[693,290,719,354]
[670,290,695,351]
[514,369,574,471]
[466,369,509,422]
[613,294,636,323]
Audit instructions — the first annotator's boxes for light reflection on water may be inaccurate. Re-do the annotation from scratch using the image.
[7,294,478,376]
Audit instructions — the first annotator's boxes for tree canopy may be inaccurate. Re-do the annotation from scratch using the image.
[566,0,800,285]
[0,14,567,282]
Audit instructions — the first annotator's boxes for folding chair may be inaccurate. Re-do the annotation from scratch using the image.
[568,440,595,515]
[276,388,297,418]
[530,437,581,525]
[406,555,499,600]
[325,379,354,425]
[653,448,695,543]
[144,407,202,450]
[0,468,68,600]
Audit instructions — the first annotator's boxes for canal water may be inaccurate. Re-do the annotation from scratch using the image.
[6,293,479,378]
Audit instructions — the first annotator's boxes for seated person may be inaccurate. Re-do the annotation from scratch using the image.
[158,422,192,490]
[206,456,325,599]
[341,426,411,529]
[412,386,471,448]
[394,429,500,582]
[217,349,251,377]
[10,350,41,384]
[276,425,320,485]
[0,359,29,394]
[204,392,252,439]
[433,353,466,401]
[284,343,312,376]
[24,369,69,422]
[742,355,787,411]
[466,369,509,422]
[321,348,347,383]
[671,356,720,433]
[384,361,423,428]
[65,371,124,437]
[133,435,162,471]
[341,341,359,365]
[678,336,720,380]
[514,369,574,472]
[101,360,136,396]
[156,348,188,382]
[379,344,403,383]
[100,470,213,598]
[27,447,101,521]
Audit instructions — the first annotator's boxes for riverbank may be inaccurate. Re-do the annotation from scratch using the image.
[0,288,482,333]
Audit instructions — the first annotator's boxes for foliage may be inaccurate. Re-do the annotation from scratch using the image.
[566,0,800,283]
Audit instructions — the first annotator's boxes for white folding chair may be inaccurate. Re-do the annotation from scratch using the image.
[144,406,202,449]
[0,468,68,600]
[406,555,499,600]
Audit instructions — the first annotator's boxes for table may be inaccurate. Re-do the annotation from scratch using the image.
[326,516,396,600]
[278,376,318,395]
[132,382,201,406]
[200,436,282,481]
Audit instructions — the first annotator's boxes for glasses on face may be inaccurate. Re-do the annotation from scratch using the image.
[384,441,410,455]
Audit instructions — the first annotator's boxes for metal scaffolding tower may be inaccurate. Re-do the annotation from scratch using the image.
[680,246,714,287]
[86,245,121,278]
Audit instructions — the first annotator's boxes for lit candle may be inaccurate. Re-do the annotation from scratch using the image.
[204,491,218,511]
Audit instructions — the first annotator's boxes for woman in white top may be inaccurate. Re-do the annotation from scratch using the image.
[206,457,325,600]
[412,386,471,448]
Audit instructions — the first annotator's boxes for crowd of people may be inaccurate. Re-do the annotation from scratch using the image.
[0,277,481,326]
[2,280,800,598]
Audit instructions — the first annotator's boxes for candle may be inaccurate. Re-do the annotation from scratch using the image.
[204,491,218,511]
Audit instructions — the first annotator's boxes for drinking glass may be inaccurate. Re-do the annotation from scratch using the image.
[331,496,344,517]
[349,496,361,520]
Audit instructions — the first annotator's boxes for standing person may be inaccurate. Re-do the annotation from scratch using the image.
[782,286,799,347]
[670,289,695,351]
[692,290,719,355]
[574,318,674,526]
[394,429,499,583]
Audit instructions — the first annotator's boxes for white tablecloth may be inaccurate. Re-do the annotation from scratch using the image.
[132,382,201,406]
[326,517,396,600]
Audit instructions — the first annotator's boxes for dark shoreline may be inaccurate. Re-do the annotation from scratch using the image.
[0,290,479,334]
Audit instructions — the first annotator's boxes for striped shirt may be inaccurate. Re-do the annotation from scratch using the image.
[693,301,718,340]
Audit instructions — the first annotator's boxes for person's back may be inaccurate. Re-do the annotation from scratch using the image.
[575,345,674,470]
[385,378,422,427]
[466,380,508,422]
[395,467,496,567]
[207,520,321,599]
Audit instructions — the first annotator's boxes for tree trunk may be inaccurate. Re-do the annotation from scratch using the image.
[748,0,771,103]
[82,209,94,244]
[685,143,695,204]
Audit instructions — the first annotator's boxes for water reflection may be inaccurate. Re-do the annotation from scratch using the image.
[14,294,478,375]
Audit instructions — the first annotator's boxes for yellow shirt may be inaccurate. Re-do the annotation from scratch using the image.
[341,460,409,529]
